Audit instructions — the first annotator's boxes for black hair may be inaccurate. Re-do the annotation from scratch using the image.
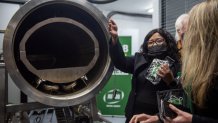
[140,28,180,62]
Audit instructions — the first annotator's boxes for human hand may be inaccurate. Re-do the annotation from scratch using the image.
[108,19,118,45]
[129,113,159,123]
[164,104,192,123]
[157,64,174,85]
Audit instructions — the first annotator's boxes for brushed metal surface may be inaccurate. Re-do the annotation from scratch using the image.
[3,0,113,106]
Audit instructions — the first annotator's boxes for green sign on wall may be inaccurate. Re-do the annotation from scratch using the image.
[96,36,132,115]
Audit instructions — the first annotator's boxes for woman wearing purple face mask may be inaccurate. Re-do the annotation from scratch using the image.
[108,20,181,123]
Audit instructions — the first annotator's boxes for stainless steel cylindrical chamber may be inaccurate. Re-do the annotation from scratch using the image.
[3,0,113,106]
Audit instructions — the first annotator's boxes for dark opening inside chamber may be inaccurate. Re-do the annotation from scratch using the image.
[25,22,95,70]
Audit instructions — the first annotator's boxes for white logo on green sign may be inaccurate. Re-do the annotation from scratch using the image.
[103,89,124,105]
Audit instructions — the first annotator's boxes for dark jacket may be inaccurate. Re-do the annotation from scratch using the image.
[109,39,180,122]
[192,76,218,123]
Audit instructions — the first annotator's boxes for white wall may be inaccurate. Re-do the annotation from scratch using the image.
[0,34,3,53]
[110,14,153,54]
[0,3,21,104]
[0,3,20,28]
[152,0,161,28]
[0,3,20,53]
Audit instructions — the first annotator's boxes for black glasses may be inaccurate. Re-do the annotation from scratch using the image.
[148,38,165,46]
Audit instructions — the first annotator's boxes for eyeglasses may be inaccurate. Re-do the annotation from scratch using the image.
[148,38,165,46]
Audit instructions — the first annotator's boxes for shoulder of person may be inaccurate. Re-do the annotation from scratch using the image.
[213,74,218,89]
[209,74,218,92]
[135,52,144,56]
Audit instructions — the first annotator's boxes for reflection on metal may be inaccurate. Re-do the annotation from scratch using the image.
[62,81,77,92]
[3,0,113,106]
[74,99,112,123]
[0,63,6,122]
[87,0,117,4]
[0,0,27,4]
[81,75,88,86]
[107,11,152,19]
[0,30,5,33]
[10,111,30,123]
[6,102,51,113]
[43,84,60,93]
[35,79,45,88]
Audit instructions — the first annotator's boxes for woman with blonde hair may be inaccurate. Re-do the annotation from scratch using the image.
[129,0,218,123]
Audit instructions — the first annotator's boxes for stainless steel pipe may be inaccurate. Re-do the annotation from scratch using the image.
[3,0,113,106]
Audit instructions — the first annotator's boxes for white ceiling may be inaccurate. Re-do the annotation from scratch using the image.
[92,0,153,15]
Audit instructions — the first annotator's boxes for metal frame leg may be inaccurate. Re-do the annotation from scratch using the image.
[0,63,7,123]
